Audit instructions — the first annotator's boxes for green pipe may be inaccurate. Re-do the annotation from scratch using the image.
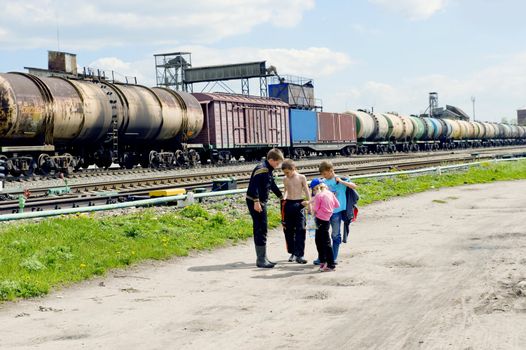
[0,188,248,222]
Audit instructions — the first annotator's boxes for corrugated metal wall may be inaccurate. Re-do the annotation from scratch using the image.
[191,93,290,149]
[317,112,357,142]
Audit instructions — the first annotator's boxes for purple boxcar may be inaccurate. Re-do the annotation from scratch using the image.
[191,93,290,162]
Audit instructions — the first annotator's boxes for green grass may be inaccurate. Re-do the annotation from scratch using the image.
[1,159,526,301]
[0,205,281,301]
[354,160,526,205]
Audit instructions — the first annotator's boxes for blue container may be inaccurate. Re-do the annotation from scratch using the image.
[290,109,317,142]
[269,84,290,104]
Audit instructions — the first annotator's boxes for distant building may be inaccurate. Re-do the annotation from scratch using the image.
[518,108,526,126]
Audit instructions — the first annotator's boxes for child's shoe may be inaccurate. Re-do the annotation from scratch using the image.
[288,254,295,262]
[295,256,307,264]
[318,263,327,272]
[320,264,335,272]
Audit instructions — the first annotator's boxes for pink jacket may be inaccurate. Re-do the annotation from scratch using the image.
[312,190,340,221]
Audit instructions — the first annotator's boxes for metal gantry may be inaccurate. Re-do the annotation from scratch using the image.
[154,52,192,91]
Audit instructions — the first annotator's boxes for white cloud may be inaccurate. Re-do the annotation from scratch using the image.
[0,27,8,40]
[369,0,449,20]
[329,52,526,122]
[88,57,154,85]
[0,0,315,50]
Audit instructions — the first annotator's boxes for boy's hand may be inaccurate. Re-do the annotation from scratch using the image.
[254,201,263,213]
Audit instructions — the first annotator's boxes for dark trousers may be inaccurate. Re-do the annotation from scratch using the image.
[315,218,335,268]
[281,199,306,257]
[246,199,268,246]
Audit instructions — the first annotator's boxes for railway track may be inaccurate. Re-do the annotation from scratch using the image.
[1,146,525,215]
[5,144,526,186]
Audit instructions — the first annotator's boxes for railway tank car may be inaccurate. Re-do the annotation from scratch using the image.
[0,72,204,175]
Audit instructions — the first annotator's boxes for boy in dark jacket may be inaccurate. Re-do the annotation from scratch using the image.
[246,148,284,268]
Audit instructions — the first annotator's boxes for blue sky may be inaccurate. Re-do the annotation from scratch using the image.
[1,0,525,123]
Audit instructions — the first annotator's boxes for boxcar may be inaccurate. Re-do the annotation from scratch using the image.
[290,109,357,157]
[190,93,290,163]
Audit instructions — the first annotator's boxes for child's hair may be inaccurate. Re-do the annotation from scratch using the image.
[281,159,296,170]
[314,183,328,192]
[319,161,334,173]
[267,148,284,161]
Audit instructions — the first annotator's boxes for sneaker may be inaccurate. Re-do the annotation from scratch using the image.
[313,258,321,266]
[318,263,327,272]
[295,256,307,264]
[333,260,338,265]
[320,264,335,272]
[288,254,295,262]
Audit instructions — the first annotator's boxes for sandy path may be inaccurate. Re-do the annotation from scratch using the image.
[1,181,526,350]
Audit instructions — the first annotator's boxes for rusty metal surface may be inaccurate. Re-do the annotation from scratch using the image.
[151,87,184,141]
[48,51,77,75]
[0,73,49,142]
[113,84,163,141]
[150,87,204,142]
[169,90,204,140]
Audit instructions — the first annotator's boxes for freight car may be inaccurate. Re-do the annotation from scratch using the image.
[190,93,290,163]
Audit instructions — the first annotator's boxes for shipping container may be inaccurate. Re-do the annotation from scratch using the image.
[191,93,290,150]
[290,109,317,142]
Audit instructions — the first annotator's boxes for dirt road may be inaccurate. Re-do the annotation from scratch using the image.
[1,180,526,350]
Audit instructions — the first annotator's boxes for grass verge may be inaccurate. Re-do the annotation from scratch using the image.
[1,159,526,301]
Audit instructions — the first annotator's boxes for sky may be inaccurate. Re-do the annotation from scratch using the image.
[0,0,525,123]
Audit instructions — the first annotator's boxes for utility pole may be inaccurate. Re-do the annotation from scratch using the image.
[471,96,476,121]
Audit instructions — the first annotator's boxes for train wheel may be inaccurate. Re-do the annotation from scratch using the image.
[74,157,84,171]
[22,158,37,177]
[175,150,187,167]
[122,153,136,169]
[149,151,161,168]
[95,150,113,169]
[188,149,200,167]
[293,148,306,159]
[38,154,54,176]
[61,153,75,175]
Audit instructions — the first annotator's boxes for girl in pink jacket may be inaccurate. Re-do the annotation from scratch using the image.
[310,179,339,271]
